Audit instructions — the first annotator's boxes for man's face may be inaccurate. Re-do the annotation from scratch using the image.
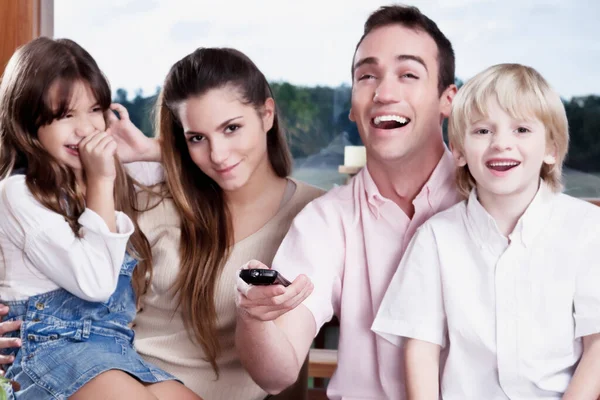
[350,24,453,164]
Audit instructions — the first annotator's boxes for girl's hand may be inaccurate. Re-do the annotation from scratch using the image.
[79,130,118,183]
[107,103,160,163]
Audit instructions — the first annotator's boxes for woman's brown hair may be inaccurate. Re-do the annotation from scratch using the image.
[0,37,152,300]
[156,47,292,375]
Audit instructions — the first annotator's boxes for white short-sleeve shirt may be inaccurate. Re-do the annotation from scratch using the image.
[372,181,600,399]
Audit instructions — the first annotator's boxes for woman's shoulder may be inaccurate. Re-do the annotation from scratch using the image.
[290,178,326,204]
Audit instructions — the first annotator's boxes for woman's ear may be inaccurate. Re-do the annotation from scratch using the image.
[262,98,275,132]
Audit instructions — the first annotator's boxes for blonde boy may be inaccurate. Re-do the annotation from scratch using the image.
[372,64,600,399]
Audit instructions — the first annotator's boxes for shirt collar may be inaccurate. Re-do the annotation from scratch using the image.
[466,180,556,249]
[362,147,456,219]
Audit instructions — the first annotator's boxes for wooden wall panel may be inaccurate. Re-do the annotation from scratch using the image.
[0,0,41,74]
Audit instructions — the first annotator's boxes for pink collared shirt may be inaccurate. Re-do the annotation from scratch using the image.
[272,150,459,399]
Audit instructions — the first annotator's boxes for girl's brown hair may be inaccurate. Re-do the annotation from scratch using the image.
[0,37,152,300]
[156,47,292,375]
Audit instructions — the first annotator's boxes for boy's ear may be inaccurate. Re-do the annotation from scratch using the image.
[450,143,467,167]
[544,140,558,165]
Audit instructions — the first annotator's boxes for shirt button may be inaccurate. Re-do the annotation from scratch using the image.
[35,302,45,311]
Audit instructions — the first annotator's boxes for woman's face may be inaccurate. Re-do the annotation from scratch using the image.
[177,85,274,192]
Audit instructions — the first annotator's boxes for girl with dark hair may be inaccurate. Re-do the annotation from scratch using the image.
[0,37,201,400]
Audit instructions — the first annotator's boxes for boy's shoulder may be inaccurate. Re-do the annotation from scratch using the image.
[425,199,469,229]
[554,192,600,230]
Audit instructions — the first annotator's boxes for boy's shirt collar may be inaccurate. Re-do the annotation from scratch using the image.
[467,180,556,250]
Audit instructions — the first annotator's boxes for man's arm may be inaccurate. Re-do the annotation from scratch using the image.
[404,338,441,400]
[236,295,316,394]
[235,197,344,393]
[562,333,600,400]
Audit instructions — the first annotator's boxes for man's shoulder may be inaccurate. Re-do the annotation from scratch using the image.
[304,181,356,212]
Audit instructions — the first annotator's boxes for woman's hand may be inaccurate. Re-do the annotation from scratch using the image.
[107,103,160,163]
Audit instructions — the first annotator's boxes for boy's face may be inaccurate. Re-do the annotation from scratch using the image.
[453,100,556,201]
[350,24,454,165]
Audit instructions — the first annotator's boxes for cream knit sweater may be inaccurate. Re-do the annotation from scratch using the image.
[133,179,323,399]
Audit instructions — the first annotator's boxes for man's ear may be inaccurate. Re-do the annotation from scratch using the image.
[440,84,458,119]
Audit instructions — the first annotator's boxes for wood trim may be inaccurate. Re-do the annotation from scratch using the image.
[0,0,51,75]
[584,198,600,207]
[308,349,337,379]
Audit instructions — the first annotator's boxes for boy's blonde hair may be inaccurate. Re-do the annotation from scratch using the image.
[448,63,569,198]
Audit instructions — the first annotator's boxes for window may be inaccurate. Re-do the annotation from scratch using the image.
[55,0,600,195]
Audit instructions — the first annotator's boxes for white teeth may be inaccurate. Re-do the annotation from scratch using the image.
[67,145,78,150]
[373,115,409,125]
[487,161,519,167]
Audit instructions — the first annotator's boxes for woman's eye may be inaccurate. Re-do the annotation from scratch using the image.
[225,124,240,133]
[189,135,205,143]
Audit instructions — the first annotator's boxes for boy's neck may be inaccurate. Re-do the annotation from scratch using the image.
[476,179,541,238]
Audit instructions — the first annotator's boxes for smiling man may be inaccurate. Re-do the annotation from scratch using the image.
[235,5,460,399]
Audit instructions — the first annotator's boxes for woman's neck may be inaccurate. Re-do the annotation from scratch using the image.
[224,158,287,214]
[224,158,288,243]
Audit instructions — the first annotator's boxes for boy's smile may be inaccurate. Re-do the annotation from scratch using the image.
[455,99,556,203]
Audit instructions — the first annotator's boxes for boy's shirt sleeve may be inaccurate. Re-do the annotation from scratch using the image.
[372,222,447,347]
[574,214,600,339]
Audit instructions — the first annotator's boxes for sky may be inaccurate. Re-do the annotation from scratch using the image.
[55,0,600,99]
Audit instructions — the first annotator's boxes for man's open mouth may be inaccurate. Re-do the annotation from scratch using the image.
[371,115,411,130]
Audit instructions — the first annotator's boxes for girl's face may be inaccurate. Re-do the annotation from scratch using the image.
[37,80,106,171]
[177,85,274,192]
[454,99,556,203]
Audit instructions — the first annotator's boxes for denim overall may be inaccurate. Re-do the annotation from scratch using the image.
[0,253,177,399]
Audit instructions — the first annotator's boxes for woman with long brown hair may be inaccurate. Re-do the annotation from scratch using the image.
[124,47,324,399]
[0,37,201,400]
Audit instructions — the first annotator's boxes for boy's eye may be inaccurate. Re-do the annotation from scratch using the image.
[475,128,490,135]
[516,127,530,133]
